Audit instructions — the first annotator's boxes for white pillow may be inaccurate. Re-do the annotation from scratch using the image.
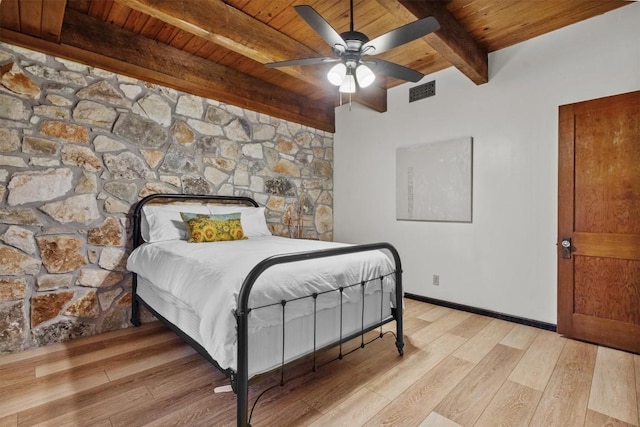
[141,203,210,242]
[208,206,272,237]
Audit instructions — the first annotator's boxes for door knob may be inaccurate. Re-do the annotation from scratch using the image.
[561,238,572,259]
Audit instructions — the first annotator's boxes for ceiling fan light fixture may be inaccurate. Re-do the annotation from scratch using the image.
[339,73,356,93]
[356,64,375,88]
[327,63,347,86]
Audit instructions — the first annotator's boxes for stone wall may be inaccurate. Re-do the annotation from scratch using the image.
[0,43,334,354]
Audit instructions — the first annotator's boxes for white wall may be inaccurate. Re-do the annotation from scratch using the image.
[334,3,640,324]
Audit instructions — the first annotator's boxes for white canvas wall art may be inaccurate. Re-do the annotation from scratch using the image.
[396,137,473,222]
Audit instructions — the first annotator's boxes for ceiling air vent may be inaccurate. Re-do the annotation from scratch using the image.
[409,80,435,103]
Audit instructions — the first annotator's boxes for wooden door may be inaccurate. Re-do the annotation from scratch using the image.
[558,90,640,354]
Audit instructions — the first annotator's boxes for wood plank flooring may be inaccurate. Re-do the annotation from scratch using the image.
[1,298,638,426]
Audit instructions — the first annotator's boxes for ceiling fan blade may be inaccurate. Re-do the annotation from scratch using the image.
[362,16,440,56]
[265,57,338,68]
[369,59,424,82]
[294,5,346,49]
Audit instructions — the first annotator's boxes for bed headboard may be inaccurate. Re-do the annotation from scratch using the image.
[131,193,259,249]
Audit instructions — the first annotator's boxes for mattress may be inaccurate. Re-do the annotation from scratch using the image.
[137,276,393,377]
[127,236,396,373]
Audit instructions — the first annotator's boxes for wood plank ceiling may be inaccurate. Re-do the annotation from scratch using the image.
[0,0,632,132]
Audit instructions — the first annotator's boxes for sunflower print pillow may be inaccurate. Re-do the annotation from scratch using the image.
[180,212,247,243]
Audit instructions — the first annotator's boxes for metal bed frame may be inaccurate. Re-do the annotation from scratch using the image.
[129,193,403,426]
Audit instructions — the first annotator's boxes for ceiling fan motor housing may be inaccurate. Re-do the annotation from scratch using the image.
[338,31,369,52]
[335,31,372,70]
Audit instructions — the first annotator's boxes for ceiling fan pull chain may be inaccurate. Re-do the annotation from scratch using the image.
[337,91,352,111]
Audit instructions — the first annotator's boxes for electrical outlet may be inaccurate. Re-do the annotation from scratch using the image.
[433,274,439,286]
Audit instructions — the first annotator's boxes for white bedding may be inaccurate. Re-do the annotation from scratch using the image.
[127,236,396,371]
[136,276,393,377]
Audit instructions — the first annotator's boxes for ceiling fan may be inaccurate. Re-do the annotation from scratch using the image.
[266,1,440,93]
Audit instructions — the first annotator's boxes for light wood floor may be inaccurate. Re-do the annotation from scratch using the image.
[1,298,639,426]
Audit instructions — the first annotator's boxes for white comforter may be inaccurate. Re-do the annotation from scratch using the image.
[126,236,396,371]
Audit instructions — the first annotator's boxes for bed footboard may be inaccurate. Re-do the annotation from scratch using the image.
[235,243,403,427]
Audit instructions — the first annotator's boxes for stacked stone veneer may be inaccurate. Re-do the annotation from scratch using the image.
[0,43,334,354]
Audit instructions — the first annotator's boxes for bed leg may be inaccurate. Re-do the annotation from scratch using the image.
[393,260,404,356]
[130,275,141,327]
[237,381,249,426]
[395,311,404,356]
[131,298,141,327]
[237,310,250,426]
[131,297,141,327]
[387,245,404,357]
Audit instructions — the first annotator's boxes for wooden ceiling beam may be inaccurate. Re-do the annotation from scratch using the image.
[0,0,21,32]
[353,84,387,112]
[0,9,336,132]
[376,0,488,85]
[115,0,329,87]
[114,0,388,113]
[41,0,68,43]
